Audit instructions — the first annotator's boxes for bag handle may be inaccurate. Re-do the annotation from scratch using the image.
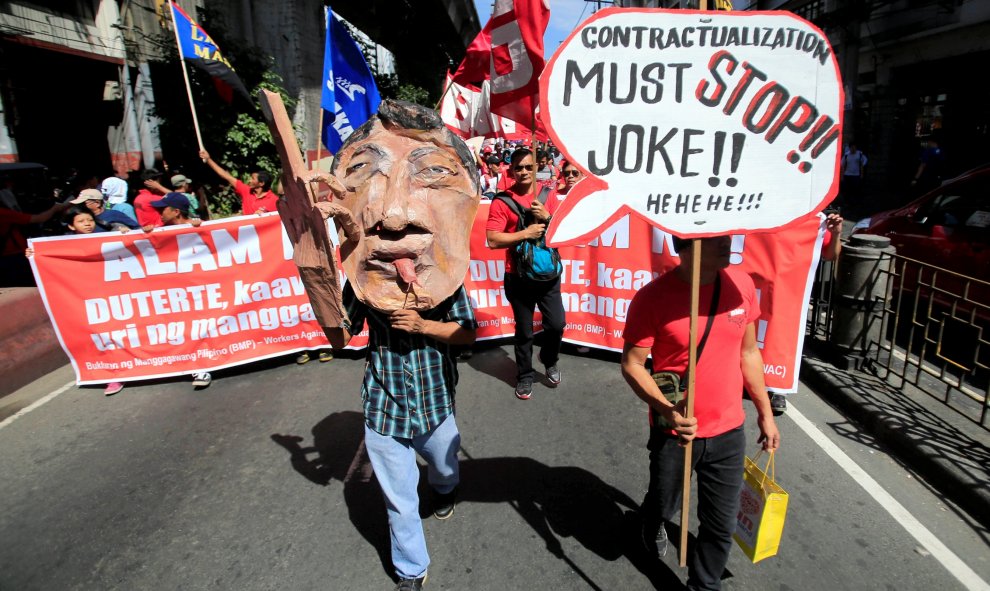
[751,449,776,486]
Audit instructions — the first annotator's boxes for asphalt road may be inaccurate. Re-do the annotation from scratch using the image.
[1,343,988,591]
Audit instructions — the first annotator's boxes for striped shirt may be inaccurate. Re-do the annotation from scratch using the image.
[344,283,477,439]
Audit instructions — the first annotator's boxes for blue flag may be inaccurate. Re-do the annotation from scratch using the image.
[170,2,250,104]
[321,8,381,153]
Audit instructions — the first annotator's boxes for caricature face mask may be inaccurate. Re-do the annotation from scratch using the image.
[331,100,480,311]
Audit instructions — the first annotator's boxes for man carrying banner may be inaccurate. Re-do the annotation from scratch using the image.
[620,236,779,590]
[305,100,479,591]
[486,148,565,400]
[146,191,212,389]
[198,150,278,215]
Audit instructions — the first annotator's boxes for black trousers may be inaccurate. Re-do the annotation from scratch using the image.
[504,273,565,383]
[641,425,746,591]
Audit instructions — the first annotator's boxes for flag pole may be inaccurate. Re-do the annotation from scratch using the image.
[314,111,324,172]
[679,0,708,570]
[530,104,538,200]
[434,73,454,111]
[167,0,205,152]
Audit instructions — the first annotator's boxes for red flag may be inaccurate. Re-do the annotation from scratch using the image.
[439,72,480,138]
[451,0,549,127]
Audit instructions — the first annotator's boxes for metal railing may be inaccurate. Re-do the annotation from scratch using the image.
[809,251,990,430]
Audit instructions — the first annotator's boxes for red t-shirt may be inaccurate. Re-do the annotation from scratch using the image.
[235,180,279,215]
[485,186,560,274]
[133,189,162,228]
[623,266,760,438]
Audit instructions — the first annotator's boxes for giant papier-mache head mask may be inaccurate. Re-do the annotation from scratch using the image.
[330,100,481,312]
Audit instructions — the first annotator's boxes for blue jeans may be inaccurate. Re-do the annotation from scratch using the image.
[641,425,746,591]
[363,414,461,579]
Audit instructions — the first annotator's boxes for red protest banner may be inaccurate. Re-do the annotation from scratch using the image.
[29,214,335,384]
[32,209,821,392]
[466,200,825,392]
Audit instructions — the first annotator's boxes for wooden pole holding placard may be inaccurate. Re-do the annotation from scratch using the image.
[167,0,205,152]
[679,239,702,567]
[678,0,707,569]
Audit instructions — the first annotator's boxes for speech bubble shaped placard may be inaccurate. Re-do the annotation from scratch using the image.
[541,9,843,246]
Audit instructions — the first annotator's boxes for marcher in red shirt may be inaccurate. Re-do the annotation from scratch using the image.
[134,169,164,230]
[621,236,779,591]
[0,202,68,286]
[485,148,564,400]
[199,149,279,215]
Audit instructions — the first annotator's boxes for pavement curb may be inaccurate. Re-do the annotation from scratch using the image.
[800,352,990,529]
[0,288,69,398]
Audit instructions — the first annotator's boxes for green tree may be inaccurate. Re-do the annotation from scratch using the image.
[148,8,298,218]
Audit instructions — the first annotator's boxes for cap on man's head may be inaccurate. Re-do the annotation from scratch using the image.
[69,188,105,204]
[171,174,192,187]
[150,192,191,212]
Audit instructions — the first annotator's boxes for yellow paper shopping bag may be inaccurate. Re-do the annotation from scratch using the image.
[733,450,788,563]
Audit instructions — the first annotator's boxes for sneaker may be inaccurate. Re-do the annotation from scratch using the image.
[514,379,533,400]
[191,372,212,388]
[642,521,668,559]
[103,382,124,396]
[545,365,561,387]
[432,486,457,520]
[770,393,787,416]
[318,351,334,362]
[296,352,311,364]
[394,573,427,591]
[576,346,590,354]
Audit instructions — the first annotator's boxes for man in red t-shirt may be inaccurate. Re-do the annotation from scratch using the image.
[620,235,779,590]
[199,150,279,215]
[1,203,68,287]
[485,148,564,400]
[134,169,164,230]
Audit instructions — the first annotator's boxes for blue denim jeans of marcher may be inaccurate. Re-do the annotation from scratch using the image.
[363,413,461,580]
[641,425,746,591]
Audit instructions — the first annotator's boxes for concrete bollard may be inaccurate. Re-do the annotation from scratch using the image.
[830,234,896,369]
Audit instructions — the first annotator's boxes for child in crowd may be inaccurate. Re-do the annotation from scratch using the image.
[26,206,127,395]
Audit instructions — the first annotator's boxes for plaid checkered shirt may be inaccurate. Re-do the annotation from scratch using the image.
[343,282,477,439]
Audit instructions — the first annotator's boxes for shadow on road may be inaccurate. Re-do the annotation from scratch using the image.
[272,412,686,589]
[463,343,517,387]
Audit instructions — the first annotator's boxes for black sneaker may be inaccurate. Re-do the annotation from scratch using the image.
[515,379,533,400]
[394,573,426,590]
[545,365,561,387]
[641,521,668,559]
[432,486,457,520]
[770,393,787,416]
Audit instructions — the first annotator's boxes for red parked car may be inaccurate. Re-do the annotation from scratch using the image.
[852,163,990,281]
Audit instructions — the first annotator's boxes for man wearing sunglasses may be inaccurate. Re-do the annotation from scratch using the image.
[486,149,566,400]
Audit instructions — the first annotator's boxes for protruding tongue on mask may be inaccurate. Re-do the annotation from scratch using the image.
[394,258,419,287]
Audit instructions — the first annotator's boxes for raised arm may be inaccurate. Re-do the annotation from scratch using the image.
[199,149,239,187]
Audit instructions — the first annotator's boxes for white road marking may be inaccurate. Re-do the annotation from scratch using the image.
[788,402,990,591]
[0,381,76,431]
